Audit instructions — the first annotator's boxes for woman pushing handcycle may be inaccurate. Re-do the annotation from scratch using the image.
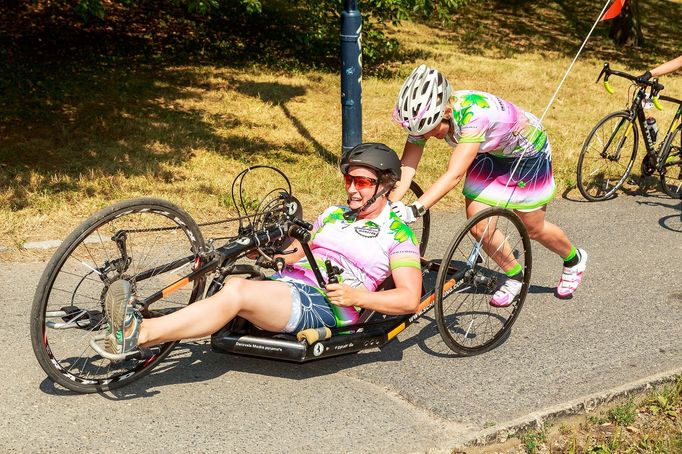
[390,64,588,303]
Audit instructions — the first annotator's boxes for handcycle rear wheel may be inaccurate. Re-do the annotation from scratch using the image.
[30,198,206,393]
[577,111,638,201]
[434,207,531,355]
[660,124,682,199]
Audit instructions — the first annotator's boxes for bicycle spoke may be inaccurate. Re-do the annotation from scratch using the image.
[32,199,206,392]
[578,112,637,201]
[435,208,530,355]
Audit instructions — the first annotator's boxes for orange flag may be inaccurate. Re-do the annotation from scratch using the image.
[601,0,626,21]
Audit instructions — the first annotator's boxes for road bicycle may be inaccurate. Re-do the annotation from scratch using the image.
[30,166,531,393]
[577,62,682,201]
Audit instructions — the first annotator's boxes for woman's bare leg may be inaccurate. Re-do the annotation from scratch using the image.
[138,278,293,347]
[513,207,573,258]
[465,199,518,272]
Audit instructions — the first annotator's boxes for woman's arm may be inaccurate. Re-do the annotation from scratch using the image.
[325,265,422,314]
[389,141,424,202]
[278,239,305,264]
[416,142,480,209]
[651,55,682,77]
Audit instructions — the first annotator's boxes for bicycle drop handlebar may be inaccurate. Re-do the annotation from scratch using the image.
[597,62,665,108]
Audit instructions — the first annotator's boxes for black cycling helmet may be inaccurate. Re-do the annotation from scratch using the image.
[339,142,402,182]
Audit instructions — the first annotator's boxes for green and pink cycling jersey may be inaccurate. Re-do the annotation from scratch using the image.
[275,204,421,326]
[407,90,556,210]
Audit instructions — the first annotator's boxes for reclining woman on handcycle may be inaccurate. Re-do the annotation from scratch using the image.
[104,143,423,355]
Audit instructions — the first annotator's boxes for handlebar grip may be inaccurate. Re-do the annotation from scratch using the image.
[293,218,313,231]
[288,225,311,243]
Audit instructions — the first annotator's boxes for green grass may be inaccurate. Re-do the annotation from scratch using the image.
[1,0,682,248]
[473,375,682,453]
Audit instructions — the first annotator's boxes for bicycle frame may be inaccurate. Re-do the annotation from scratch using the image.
[599,63,682,173]
[654,96,682,173]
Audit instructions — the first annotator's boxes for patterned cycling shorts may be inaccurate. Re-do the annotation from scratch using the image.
[282,280,337,333]
[463,146,556,211]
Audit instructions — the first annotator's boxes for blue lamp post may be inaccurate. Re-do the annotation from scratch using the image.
[340,0,362,155]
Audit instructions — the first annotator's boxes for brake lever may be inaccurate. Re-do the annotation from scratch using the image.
[650,79,665,111]
[596,63,608,83]
[597,64,615,94]
[325,260,344,285]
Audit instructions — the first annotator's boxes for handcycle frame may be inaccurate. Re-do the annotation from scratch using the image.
[577,62,682,200]
[31,166,531,392]
[85,196,467,364]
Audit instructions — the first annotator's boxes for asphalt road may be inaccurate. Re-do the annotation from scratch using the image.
[2,192,681,453]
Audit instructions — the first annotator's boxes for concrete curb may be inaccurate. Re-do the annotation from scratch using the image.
[442,366,682,451]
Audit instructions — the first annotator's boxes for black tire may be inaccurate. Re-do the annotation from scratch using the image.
[434,208,531,355]
[659,124,682,199]
[30,198,206,393]
[402,181,431,256]
[577,111,638,201]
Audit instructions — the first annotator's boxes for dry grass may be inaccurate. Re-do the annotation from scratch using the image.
[1,0,681,249]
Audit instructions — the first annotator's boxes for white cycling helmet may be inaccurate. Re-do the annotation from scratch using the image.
[394,64,452,136]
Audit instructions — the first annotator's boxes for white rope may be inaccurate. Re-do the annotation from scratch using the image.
[539,0,614,123]
[496,0,615,209]
[477,0,615,255]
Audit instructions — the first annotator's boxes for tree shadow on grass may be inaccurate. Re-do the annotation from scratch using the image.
[0,60,334,211]
[442,0,681,67]
[233,80,338,166]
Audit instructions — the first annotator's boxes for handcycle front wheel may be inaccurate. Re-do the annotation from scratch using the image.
[434,207,532,356]
[30,198,206,393]
[659,124,682,199]
[577,111,639,202]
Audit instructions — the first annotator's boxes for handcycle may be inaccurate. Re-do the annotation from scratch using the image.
[30,166,532,393]
[577,62,682,201]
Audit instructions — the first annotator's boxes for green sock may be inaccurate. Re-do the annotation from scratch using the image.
[563,246,579,267]
[506,263,523,281]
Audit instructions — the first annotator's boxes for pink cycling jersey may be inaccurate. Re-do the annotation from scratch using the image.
[408,90,549,159]
[276,203,421,325]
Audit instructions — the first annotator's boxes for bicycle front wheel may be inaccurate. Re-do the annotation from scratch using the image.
[577,111,638,201]
[660,124,682,199]
[30,198,206,393]
[434,208,531,355]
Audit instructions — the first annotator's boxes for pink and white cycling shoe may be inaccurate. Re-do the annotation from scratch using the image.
[489,279,523,308]
[555,249,588,299]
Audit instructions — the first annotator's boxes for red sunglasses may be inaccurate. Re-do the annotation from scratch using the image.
[344,174,378,190]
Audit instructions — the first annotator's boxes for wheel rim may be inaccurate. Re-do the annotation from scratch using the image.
[436,209,531,354]
[403,182,430,256]
[39,204,204,388]
[661,129,682,199]
[579,114,636,201]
